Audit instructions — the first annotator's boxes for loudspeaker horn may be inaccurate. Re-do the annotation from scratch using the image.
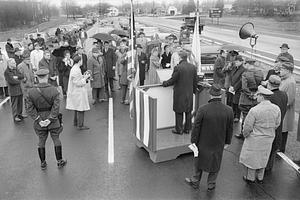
[239,22,258,39]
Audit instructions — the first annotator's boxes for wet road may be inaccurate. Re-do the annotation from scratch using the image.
[0,23,300,200]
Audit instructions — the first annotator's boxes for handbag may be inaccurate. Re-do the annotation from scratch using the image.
[36,87,63,126]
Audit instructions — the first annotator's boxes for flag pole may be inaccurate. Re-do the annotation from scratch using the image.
[130,0,135,70]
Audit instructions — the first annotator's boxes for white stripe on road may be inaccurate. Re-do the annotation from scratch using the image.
[108,97,114,164]
[0,97,10,108]
[277,152,300,173]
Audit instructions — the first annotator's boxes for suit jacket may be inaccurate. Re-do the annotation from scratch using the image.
[103,48,117,78]
[26,83,61,130]
[137,52,148,81]
[192,98,233,172]
[231,65,246,104]
[163,60,197,113]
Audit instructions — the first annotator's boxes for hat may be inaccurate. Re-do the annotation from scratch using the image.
[22,50,30,58]
[7,38,11,42]
[281,62,294,71]
[245,58,256,64]
[136,44,142,49]
[280,43,289,49]
[268,75,281,87]
[256,85,273,96]
[209,84,222,96]
[92,47,99,53]
[35,68,49,76]
[235,55,244,61]
[73,55,81,63]
[276,56,290,63]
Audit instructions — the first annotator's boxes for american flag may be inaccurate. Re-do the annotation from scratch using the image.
[191,1,202,74]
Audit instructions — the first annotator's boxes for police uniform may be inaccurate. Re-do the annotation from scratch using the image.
[25,69,66,170]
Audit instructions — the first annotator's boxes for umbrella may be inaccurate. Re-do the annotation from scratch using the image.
[91,33,115,42]
[109,29,129,37]
[219,44,245,52]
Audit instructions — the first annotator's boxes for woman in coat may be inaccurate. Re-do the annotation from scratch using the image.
[146,48,160,85]
[161,45,172,69]
[119,47,129,104]
[0,53,9,98]
[58,50,73,95]
[279,62,296,153]
[239,86,281,183]
[66,56,90,130]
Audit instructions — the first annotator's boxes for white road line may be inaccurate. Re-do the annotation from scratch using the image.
[0,97,10,108]
[108,97,114,164]
[277,152,300,173]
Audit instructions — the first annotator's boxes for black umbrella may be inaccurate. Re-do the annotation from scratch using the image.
[91,33,115,42]
[109,29,129,37]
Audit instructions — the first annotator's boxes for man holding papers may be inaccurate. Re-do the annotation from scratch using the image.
[185,84,234,191]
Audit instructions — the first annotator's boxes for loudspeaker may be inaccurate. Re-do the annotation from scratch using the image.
[239,22,258,39]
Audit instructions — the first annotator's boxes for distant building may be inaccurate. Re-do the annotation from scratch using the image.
[107,7,119,17]
[168,6,178,16]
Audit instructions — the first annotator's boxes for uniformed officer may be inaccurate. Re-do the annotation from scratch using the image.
[25,68,67,170]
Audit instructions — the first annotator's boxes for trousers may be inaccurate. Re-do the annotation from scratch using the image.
[120,84,128,102]
[74,111,85,127]
[194,157,219,186]
[245,167,265,181]
[11,95,23,118]
[34,126,63,148]
[175,112,192,133]
[92,87,106,100]
[280,132,288,153]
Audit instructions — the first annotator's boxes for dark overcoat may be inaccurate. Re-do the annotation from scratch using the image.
[231,65,246,104]
[39,57,58,86]
[163,60,197,113]
[4,67,24,96]
[137,52,148,82]
[191,98,234,172]
[103,48,117,78]
[5,43,15,58]
[87,56,105,88]
[269,89,288,151]
[213,55,226,88]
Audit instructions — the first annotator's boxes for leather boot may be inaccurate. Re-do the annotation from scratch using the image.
[55,146,67,168]
[38,148,47,170]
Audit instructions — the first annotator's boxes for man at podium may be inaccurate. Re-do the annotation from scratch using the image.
[162,50,197,135]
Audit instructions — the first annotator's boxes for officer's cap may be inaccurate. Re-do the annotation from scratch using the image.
[268,75,281,87]
[36,68,49,76]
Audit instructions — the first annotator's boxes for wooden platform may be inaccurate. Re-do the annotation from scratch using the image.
[136,128,192,163]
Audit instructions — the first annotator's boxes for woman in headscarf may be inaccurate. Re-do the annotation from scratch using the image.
[146,47,160,85]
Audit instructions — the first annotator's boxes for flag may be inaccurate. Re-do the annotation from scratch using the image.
[191,3,202,75]
[129,0,139,119]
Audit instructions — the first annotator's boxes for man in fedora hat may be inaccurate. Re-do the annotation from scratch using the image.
[265,75,288,172]
[239,85,281,183]
[162,50,198,135]
[276,43,294,64]
[185,84,233,191]
[279,61,296,153]
[26,68,67,170]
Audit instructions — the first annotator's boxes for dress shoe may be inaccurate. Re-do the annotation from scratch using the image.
[77,126,90,130]
[57,159,67,168]
[14,117,22,122]
[183,130,190,134]
[207,183,216,191]
[100,99,108,102]
[233,118,240,123]
[235,134,244,139]
[185,177,199,189]
[242,176,255,184]
[41,161,47,170]
[172,129,183,135]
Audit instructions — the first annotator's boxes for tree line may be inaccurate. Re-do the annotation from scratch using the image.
[0,1,59,31]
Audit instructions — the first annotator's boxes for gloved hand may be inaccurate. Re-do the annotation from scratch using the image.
[162,81,168,87]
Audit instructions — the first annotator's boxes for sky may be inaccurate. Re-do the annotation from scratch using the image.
[48,0,179,7]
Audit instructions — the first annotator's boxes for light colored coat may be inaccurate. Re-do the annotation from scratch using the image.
[87,56,105,88]
[279,75,296,132]
[17,61,35,96]
[66,63,90,111]
[30,49,44,70]
[0,58,8,87]
[239,100,281,169]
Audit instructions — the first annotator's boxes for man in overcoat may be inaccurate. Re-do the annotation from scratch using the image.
[276,43,294,64]
[39,50,58,86]
[213,50,226,88]
[230,55,246,122]
[4,58,25,122]
[25,68,67,170]
[5,38,15,58]
[103,41,117,92]
[136,44,148,86]
[88,48,106,104]
[162,50,198,134]
[185,84,233,191]
[266,75,288,172]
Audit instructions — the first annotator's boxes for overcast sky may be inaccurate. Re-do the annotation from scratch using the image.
[49,0,180,7]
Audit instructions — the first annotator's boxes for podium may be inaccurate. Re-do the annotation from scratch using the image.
[133,69,225,163]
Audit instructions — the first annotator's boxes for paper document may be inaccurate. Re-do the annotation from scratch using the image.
[188,143,198,157]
